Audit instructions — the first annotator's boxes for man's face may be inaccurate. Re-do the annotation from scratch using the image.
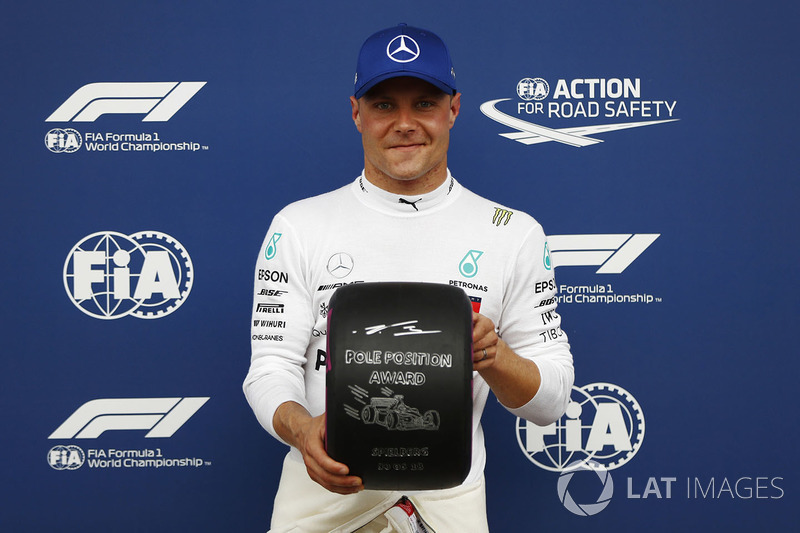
[350,77,461,191]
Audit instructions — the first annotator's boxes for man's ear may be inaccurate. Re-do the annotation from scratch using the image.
[449,92,462,129]
[350,96,362,133]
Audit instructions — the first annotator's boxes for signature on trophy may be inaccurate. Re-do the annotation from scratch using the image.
[356,320,442,337]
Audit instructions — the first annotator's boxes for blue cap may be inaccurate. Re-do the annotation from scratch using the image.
[354,23,456,99]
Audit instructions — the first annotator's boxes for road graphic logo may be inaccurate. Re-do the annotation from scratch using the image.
[482,77,678,146]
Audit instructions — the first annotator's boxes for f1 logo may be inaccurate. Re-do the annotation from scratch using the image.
[548,234,659,274]
[46,82,206,122]
[48,397,209,439]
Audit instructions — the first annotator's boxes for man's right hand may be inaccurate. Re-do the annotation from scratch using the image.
[273,402,364,494]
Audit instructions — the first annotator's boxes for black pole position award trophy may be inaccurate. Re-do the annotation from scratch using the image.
[326,282,473,490]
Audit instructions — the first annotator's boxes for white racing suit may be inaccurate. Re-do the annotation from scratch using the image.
[244,172,574,531]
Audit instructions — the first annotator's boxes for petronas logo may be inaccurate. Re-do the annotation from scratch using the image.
[265,233,282,260]
[459,250,484,278]
[544,241,552,270]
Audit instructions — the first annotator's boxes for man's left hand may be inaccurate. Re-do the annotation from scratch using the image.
[472,312,500,371]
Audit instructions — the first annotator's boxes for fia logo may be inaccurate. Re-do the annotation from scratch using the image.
[63,231,193,319]
[45,128,82,153]
[47,445,85,470]
[517,78,549,101]
[516,382,644,472]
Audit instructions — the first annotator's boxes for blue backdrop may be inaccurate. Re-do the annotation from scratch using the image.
[2,1,797,531]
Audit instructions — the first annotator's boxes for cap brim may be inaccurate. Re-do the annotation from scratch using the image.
[355,70,455,99]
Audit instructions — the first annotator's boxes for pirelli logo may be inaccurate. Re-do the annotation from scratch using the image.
[256,303,285,313]
[492,207,513,226]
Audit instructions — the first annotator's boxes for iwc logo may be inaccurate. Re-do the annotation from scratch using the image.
[63,231,193,319]
[516,382,644,472]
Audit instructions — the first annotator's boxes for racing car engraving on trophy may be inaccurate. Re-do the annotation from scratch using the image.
[360,395,441,431]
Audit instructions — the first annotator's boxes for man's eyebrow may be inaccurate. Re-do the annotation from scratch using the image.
[363,90,448,101]
[362,92,391,101]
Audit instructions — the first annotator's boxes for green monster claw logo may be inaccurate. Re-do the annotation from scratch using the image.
[265,233,282,260]
[459,250,483,278]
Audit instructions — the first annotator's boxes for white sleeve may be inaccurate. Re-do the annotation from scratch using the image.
[242,214,315,444]
[497,224,574,426]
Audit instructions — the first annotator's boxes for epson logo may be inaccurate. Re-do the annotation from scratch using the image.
[49,397,209,439]
[548,234,659,274]
[258,269,289,283]
[46,82,206,122]
[535,279,556,294]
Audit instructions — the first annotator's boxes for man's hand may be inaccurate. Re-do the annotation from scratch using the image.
[273,403,364,494]
[472,312,499,371]
[471,312,542,409]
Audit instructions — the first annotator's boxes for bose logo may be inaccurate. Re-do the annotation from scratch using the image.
[46,82,206,122]
[548,234,659,274]
[49,397,209,439]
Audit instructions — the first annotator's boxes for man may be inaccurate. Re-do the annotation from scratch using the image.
[244,23,574,532]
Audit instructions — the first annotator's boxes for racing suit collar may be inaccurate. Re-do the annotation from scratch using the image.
[353,169,460,215]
